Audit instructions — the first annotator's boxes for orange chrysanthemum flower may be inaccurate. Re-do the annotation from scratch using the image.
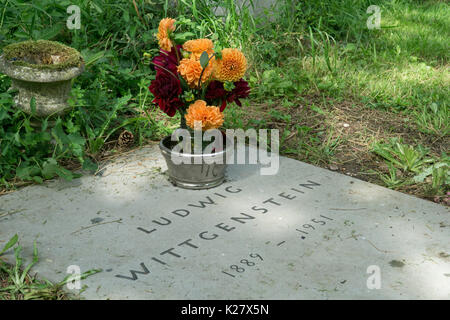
[157,18,176,51]
[178,57,214,88]
[185,100,224,131]
[214,48,247,82]
[183,39,214,59]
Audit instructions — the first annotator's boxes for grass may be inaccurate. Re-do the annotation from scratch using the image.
[0,234,101,300]
[221,0,449,201]
[0,0,449,299]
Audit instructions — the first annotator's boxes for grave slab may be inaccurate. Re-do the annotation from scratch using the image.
[0,143,449,299]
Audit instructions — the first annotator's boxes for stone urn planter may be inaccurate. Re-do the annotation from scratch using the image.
[159,134,231,190]
[0,40,84,118]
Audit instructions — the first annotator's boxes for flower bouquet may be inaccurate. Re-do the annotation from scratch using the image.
[149,18,251,189]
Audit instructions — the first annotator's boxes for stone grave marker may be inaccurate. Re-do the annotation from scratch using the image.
[0,144,448,299]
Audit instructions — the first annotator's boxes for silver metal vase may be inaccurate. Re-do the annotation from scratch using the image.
[159,135,231,190]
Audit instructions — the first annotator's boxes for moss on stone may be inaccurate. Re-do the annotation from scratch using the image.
[2,40,83,70]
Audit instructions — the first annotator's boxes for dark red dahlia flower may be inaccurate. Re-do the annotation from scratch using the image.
[152,45,181,75]
[228,79,250,107]
[205,79,250,111]
[205,80,228,109]
[148,71,183,117]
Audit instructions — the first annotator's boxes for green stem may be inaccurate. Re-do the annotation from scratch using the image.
[172,40,180,64]
[0,0,8,29]
[178,108,187,129]
[149,61,179,81]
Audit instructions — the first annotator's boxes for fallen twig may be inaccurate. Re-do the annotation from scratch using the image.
[365,239,392,254]
[70,219,123,235]
[0,209,25,219]
[329,208,367,211]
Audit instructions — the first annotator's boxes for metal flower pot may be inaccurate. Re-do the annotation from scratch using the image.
[159,135,230,190]
[0,40,84,118]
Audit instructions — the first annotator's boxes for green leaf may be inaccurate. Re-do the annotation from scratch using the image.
[224,81,235,92]
[42,158,74,181]
[41,118,48,132]
[41,24,63,40]
[90,1,103,13]
[16,164,40,180]
[430,103,438,114]
[178,75,189,91]
[13,30,29,39]
[83,51,105,67]
[51,119,69,147]
[413,162,449,183]
[174,32,195,43]
[55,166,74,181]
[82,158,98,172]
[0,234,19,256]
[30,97,36,116]
[200,51,209,69]
[33,176,44,184]
[20,241,39,284]
[0,107,10,121]
[42,158,59,179]
[90,137,104,154]
[310,104,326,115]
[372,145,402,168]
[68,133,86,147]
